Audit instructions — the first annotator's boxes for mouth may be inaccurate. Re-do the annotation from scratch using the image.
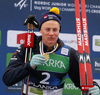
[48,37,55,41]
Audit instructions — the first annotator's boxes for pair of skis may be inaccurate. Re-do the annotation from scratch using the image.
[74,0,94,94]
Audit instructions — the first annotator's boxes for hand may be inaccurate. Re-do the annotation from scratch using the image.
[24,15,39,28]
[88,86,100,95]
[30,54,46,69]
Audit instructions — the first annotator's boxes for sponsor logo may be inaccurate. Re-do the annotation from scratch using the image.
[7,30,26,47]
[29,82,58,90]
[44,15,47,18]
[14,0,28,10]
[63,40,76,44]
[85,53,91,63]
[92,35,100,52]
[11,57,17,60]
[59,33,77,50]
[64,83,78,90]
[6,81,22,92]
[49,17,53,19]
[95,39,100,46]
[62,78,81,95]
[76,18,82,46]
[61,48,69,55]
[93,58,100,73]
[82,18,89,46]
[27,34,31,46]
[79,53,84,63]
[11,53,17,60]
[44,59,66,69]
[17,33,26,44]
[95,61,100,67]
[24,33,35,48]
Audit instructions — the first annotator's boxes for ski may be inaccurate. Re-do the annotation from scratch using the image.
[74,0,94,94]
[81,0,93,88]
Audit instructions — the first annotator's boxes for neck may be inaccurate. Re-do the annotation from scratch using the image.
[40,41,58,55]
[44,44,55,49]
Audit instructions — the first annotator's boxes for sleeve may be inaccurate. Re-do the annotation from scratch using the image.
[68,48,80,88]
[2,44,34,86]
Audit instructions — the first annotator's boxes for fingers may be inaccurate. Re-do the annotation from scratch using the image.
[33,54,46,64]
[30,54,46,66]
[88,86,99,95]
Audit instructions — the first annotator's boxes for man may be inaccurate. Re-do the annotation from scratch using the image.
[2,7,100,95]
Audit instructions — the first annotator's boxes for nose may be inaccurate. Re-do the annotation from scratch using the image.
[49,30,54,35]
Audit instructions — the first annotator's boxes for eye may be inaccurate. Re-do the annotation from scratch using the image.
[53,28,58,32]
[45,28,50,31]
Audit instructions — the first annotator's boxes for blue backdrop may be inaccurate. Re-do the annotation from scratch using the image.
[0,0,100,95]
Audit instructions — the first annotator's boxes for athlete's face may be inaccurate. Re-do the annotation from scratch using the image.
[40,20,60,48]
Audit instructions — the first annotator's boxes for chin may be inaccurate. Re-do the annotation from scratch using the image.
[48,42,56,46]
[48,41,55,44]
[47,40,57,45]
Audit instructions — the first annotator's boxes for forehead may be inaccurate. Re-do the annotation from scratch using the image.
[41,20,60,28]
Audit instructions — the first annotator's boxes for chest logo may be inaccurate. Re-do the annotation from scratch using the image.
[61,48,69,55]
